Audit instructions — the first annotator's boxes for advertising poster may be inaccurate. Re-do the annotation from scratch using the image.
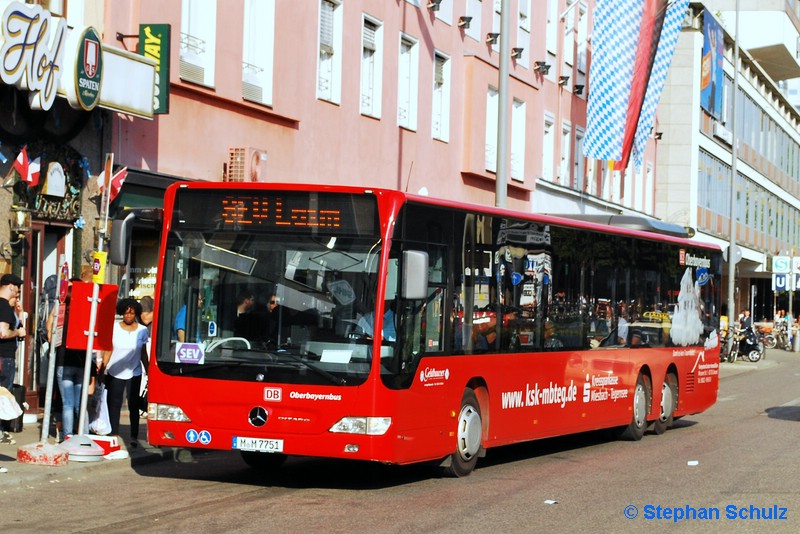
[700,13,724,120]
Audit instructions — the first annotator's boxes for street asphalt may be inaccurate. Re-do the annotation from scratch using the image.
[0,352,784,487]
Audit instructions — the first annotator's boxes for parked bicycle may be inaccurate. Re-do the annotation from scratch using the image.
[762,321,789,351]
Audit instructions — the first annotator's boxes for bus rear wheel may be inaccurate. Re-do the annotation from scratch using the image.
[653,372,678,435]
[442,389,482,477]
[618,373,650,441]
[240,451,287,470]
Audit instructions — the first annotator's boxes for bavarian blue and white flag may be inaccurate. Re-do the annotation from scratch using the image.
[631,0,690,169]
[583,0,645,161]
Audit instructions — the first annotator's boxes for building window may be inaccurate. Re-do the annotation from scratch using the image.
[398,34,419,131]
[242,0,275,106]
[32,0,65,16]
[563,0,576,67]
[577,3,588,73]
[433,0,453,23]
[491,3,501,53]
[361,16,383,118]
[465,0,482,42]
[610,170,621,204]
[318,0,343,104]
[600,165,611,200]
[516,0,530,68]
[542,115,555,181]
[586,156,596,195]
[634,161,645,212]
[180,0,217,88]
[485,87,499,172]
[560,122,572,184]
[622,162,633,208]
[510,99,526,181]
[432,52,451,142]
[574,128,585,191]
[546,0,558,53]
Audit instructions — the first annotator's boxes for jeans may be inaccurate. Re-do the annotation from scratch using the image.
[0,356,15,433]
[57,366,87,438]
[105,374,142,440]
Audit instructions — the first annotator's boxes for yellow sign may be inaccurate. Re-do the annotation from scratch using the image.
[92,251,107,284]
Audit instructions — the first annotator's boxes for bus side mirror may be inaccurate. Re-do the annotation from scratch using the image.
[109,208,163,266]
[109,212,136,266]
[402,250,428,300]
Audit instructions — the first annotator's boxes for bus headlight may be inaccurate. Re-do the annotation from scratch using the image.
[148,403,192,422]
[329,417,392,436]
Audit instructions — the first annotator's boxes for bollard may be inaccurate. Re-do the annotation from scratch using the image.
[794,328,800,352]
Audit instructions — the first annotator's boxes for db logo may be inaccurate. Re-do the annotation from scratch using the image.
[263,387,282,402]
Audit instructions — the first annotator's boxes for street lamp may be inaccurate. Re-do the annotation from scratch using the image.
[727,0,740,345]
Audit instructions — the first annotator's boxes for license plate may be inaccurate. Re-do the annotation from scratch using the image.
[232,436,284,453]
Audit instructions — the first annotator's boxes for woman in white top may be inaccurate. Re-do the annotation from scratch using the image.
[101,298,149,444]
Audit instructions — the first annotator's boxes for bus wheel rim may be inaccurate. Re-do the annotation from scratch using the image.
[659,382,673,422]
[633,384,647,428]
[457,405,481,460]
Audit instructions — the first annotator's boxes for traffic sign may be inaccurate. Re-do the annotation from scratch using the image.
[773,273,793,292]
[723,244,742,264]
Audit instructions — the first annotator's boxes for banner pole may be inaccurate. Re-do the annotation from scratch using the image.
[77,153,113,436]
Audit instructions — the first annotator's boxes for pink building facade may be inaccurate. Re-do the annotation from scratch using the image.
[107,0,659,214]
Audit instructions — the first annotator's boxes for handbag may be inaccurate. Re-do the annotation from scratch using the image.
[0,386,22,421]
[89,383,112,435]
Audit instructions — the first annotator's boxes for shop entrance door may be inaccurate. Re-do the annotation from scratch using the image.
[22,223,68,413]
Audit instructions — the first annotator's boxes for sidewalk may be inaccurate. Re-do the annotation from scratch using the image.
[0,412,184,487]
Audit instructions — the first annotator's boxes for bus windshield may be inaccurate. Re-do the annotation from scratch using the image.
[153,189,384,386]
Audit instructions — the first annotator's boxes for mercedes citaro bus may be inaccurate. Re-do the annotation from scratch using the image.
[110,183,721,477]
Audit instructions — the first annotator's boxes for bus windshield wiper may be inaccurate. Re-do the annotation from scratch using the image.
[175,362,245,375]
[274,349,347,386]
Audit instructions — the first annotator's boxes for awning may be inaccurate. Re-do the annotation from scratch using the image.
[112,169,186,210]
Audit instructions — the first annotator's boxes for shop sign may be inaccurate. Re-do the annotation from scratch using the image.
[138,23,170,114]
[61,23,103,110]
[34,183,81,220]
[69,26,103,110]
[0,1,67,111]
[41,161,66,197]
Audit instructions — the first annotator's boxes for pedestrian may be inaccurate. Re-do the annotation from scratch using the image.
[175,291,204,342]
[139,295,154,333]
[739,309,752,330]
[46,278,96,441]
[0,273,25,448]
[101,298,148,445]
[232,290,254,338]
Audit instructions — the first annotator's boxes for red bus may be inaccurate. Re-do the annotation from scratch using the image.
[110,183,721,477]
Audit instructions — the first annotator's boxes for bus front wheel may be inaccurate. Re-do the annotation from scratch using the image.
[442,389,482,477]
[240,451,287,470]
[618,373,650,441]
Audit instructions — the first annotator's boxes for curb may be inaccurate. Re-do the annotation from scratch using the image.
[0,443,186,488]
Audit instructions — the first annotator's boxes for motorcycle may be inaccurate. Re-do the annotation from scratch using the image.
[728,327,763,362]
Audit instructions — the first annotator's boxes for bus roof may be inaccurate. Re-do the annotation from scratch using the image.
[165,181,717,250]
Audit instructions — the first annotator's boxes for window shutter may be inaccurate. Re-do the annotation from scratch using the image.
[363,20,377,52]
[320,0,335,55]
[434,55,445,85]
